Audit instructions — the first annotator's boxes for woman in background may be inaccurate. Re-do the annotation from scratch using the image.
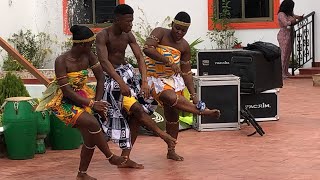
[277,0,303,79]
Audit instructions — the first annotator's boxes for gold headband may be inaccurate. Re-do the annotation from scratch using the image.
[173,19,190,27]
[72,35,96,43]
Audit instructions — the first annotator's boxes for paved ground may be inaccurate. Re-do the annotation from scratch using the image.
[1,78,320,180]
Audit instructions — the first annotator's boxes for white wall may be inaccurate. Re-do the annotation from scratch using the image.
[0,0,318,69]
[0,0,36,38]
[0,0,36,70]
[127,0,211,48]
[32,0,67,68]
[126,0,318,63]
[127,0,278,48]
[0,0,66,69]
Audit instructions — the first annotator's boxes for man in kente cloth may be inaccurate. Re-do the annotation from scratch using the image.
[143,12,221,161]
[36,25,127,180]
[95,4,177,169]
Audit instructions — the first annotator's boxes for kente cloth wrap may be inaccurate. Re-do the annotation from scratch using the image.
[145,45,186,94]
[36,70,95,125]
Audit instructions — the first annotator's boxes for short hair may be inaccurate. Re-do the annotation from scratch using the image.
[174,11,191,23]
[278,0,295,16]
[70,25,94,42]
[114,4,134,16]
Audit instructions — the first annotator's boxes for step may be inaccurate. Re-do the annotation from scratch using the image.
[299,67,320,75]
[288,74,313,79]
[312,62,320,67]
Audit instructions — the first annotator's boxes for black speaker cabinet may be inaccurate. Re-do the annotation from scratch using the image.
[197,49,242,75]
[197,49,283,94]
[193,75,240,131]
[240,89,279,122]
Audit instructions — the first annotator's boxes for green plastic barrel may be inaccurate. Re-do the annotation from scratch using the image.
[35,110,50,154]
[50,115,82,150]
[3,97,37,160]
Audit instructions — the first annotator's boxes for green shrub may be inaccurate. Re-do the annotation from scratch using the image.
[0,72,30,106]
[207,0,239,49]
[2,30,53,71]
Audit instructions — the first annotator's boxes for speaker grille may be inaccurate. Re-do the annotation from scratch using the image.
[200,85,239,124]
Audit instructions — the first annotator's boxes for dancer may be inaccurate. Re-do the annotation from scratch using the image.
[143,11,221,161]
[96,4,177,168]
[37,25,126,180]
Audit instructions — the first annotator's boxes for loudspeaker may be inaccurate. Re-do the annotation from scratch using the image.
[193,75,240,131]
[197,49,283,93]
[197,49,239,75]
[240,89,279,121]
[231,50,282,93]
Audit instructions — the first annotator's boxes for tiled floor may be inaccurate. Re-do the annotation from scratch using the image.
[1,78,320,180]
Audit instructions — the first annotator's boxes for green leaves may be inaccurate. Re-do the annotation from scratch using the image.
[207,0,238,49]
[0,72,30,106]
[190,38,204,68]
[132,8,172,49]
[2,30,53,71]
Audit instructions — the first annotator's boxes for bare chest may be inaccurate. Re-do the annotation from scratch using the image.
[106,35,129,53]
[65,56,90,73]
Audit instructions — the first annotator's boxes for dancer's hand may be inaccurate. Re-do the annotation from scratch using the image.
[96,110,108,122]
[140,82,150,99]
[297,14,304,21]
[119,82,131,97]
[93,100,109,112]
[170,63,181,75]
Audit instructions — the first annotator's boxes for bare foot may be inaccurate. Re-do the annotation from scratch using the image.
[167,149,184,161]
[202,109,220,118]
[117,158,144,169]
[76,173,97,180]
[160,133,178,148]
[108,155,127,166]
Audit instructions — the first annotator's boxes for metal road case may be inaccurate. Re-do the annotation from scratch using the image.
[240,89,280,122]
[193,75,240,131]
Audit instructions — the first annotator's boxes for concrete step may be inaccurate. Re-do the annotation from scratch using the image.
[299,67,320,75]
[288,74,313,79]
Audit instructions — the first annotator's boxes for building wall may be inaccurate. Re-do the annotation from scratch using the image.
[0,0,318,69]
[0,0,65,69]
[127,0,315,50]
[0,0,36,38]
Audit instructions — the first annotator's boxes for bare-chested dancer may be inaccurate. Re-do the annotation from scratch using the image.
[95,4,177,169]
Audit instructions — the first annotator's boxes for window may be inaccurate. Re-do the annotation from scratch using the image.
[208,0,280,29]
[217,0,273,22]
[63,0,125,34]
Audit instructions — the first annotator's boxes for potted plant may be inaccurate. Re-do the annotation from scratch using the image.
[1,29,55,84]
[207,0,240,49]
[190,38,204,69]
